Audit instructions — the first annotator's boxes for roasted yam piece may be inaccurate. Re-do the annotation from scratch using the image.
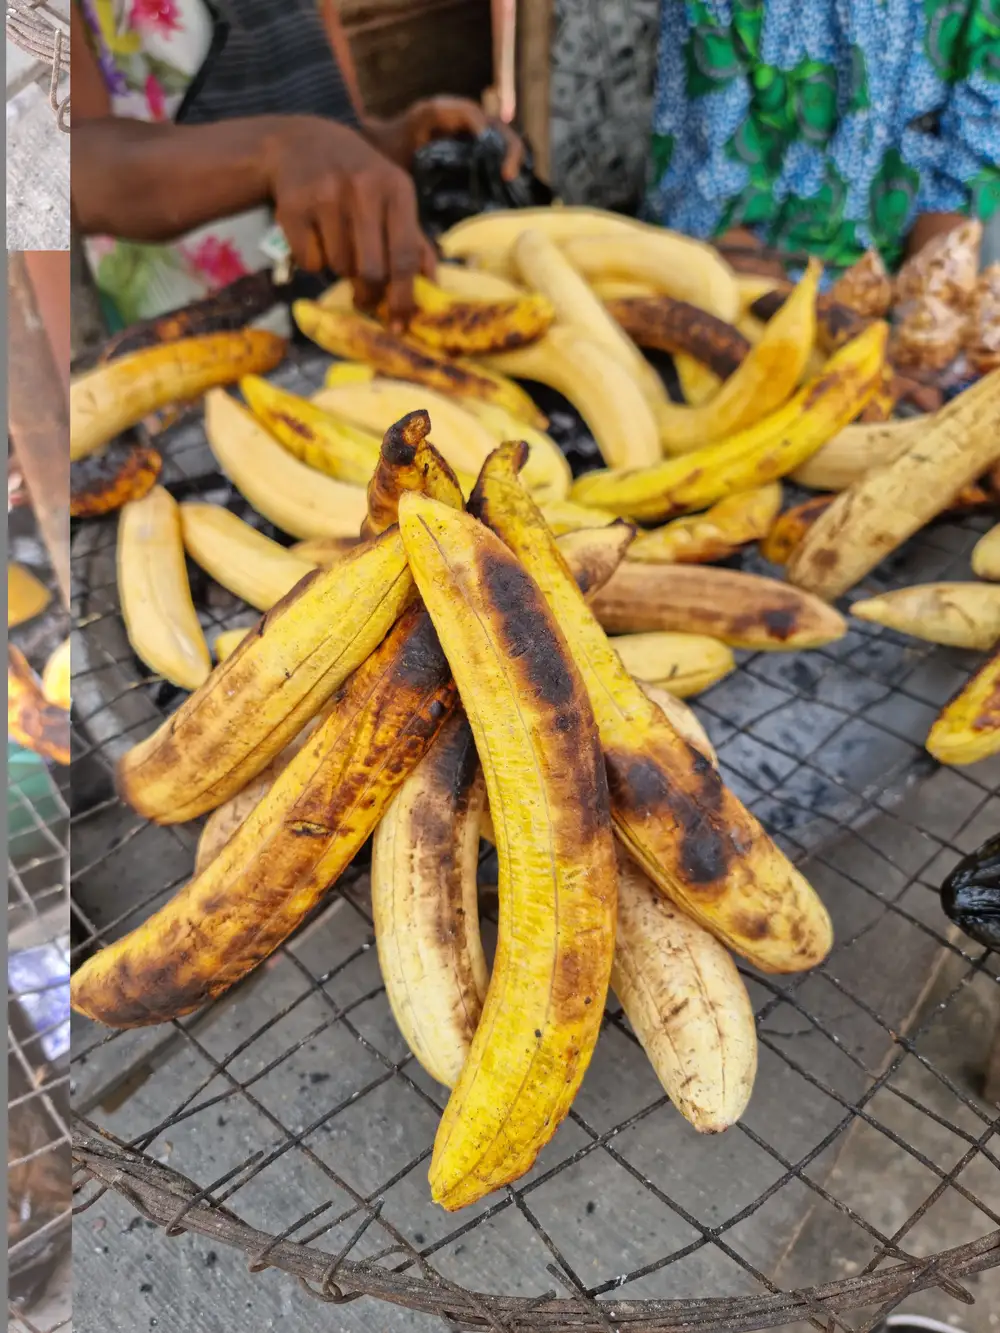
[72,604,457,1028]
[70,442,162,518]
[8,646,70,765]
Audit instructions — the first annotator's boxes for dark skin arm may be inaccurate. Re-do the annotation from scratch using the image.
[71,1,522,321]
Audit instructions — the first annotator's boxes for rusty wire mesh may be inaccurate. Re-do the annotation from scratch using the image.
[68,341,1000,1330]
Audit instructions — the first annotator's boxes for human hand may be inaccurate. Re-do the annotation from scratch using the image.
[264,117,435,324]
[372,96,525,181]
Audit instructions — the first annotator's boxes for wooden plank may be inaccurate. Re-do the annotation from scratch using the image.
[516,0,553,181]
[8,253,72,609]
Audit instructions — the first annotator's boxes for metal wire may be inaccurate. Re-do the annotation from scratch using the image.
[9,561,72,1331]
[69,347,1000,1329]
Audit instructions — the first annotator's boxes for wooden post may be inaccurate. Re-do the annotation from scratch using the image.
[517,0,553,183]
[8,253,72,608]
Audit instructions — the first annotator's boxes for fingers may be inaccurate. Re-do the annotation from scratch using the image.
[277,208,324,273]
[384,174,424,328]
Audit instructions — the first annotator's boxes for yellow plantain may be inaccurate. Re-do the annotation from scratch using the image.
[539,498,620,534]
[70,330,286,462]
[314,378,497,477]
[638,682,717,763]
[213,627,252,663]
[293,301,546,426]
[116,525,413,824]
[372,711,489,1087]
[8,563,51,628]
[204,390,368,539]
[593,563,847,650]
[73,604,457,1028]
[512,228,670,415]
[760,495,836,565]
[790,417,924,491]
[41,636,72,711]
[850,583,1000,651]
[627,485,782,564]
[611,631,736,697]
[437,207,739,319]
[480,325,662,469]
[926,650,1000,766]
[179,503,317,611]
[654,261,819,454]
[568,323,886,520]
[240,375,382,485]
[8,646,70,766]
[362,410,464,537]
[432,265,527,302]
[972,525,1000,581]
[398,492,617,1210]
[117,486,212,691]
[674,352,721,407]
[471,442,833,974]
[291,535,362,565]
[788,369,1000,599]
[397,275,554,354]
[612,852,757,1132]
[459,399,572,503]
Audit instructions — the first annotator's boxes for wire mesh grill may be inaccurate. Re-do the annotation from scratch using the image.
[9,523,72,1333]
[69,344,1000,1330]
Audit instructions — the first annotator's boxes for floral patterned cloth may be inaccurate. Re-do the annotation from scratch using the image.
[79,0,277,324]
[645,0,1000,270]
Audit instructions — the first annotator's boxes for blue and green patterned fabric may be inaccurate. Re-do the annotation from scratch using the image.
[644,0,1000,269]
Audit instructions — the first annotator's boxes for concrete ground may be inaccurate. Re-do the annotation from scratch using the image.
[7,35,70,252]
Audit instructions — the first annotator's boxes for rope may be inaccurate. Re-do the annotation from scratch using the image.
[6,0,71,133]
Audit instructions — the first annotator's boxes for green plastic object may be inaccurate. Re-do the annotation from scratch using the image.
[8,741,62,861]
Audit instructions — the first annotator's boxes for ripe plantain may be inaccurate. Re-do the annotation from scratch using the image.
[926,650,1000,766]
[70,329,286,462]
[314,377,497,477]
[593,563,847,650]
[8,646,70,766]
[627,485,782,564]
[397,492,618,1210]
[480,325,662,469]
[72,604,457,1028]
[372,711,489,1087]
[611,631,736,697]
[605,296,748,378]
[972,525,1000,581]
[471,442,833,974]
[458,399,571,503]
[539,498,620,534]
[788,369,1000,600]
[117,486,212,691]
[293,301,546,426]
[569,323,887,520]
[638,682,717,763]
[8,564,50,628]
[362,410,464,537]
[213,627,252,663]
[512,228,670,415]
[240,375,382,485]
[204,390,368,539]
[436,207,739,319]
[179,503,317,611]
[116,525,413,824]
[291,535,362,565]
[674,352,722,406]
[396,275,554,354]
[612,853,757,1132]
[41,636,72,711]
[653,261,820,455]
[850,584,1000,651]
[790,416,924,491]
[760,495,836,565]
[432,265,527,302]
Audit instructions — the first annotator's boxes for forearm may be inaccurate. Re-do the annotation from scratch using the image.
[71,115,290,240]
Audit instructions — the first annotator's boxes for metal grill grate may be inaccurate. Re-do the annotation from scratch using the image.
[9,570,72,1332]
[70,347,1000,1331]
